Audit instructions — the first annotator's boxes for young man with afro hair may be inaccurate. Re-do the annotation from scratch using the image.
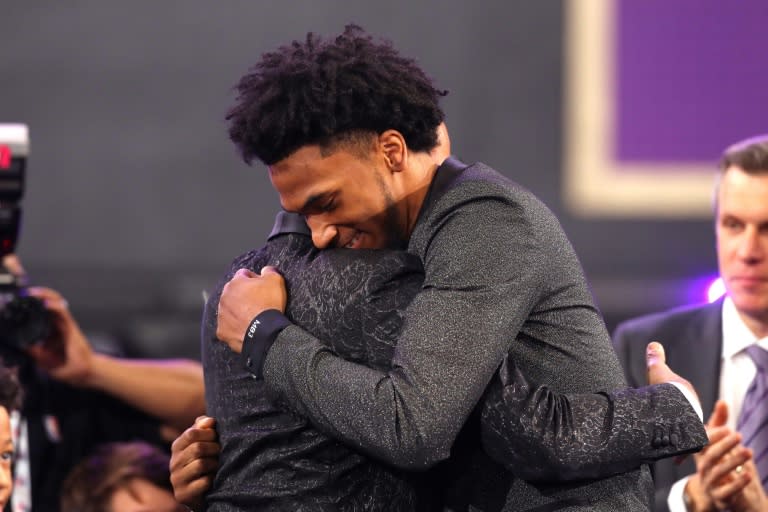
[173,25,707,511]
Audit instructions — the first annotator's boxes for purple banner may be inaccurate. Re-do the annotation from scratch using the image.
[616,0,767,163]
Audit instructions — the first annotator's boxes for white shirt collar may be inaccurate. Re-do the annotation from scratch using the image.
[721,296,768,359]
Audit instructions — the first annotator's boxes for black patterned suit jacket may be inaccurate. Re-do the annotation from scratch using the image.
[203,215,431,511]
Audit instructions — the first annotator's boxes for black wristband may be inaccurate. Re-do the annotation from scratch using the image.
[241,309,291,378]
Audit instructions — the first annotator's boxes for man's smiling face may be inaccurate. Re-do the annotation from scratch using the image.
[269,143,407,250]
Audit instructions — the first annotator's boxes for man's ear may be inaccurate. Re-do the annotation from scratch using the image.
[378,130,406,172]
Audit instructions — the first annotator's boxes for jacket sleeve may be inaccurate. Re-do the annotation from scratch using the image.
[262,196,541,470]
[612,320,692,512]
[262,190,707,474]
[480,356,707,482]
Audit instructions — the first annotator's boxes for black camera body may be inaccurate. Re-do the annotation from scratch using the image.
[0,124,52,353]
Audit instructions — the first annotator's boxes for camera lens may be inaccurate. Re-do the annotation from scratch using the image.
[0,295,53,350]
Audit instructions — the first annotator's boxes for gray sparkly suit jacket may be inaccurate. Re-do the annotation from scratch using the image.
[613,300,723,512]
[262,158,707,511]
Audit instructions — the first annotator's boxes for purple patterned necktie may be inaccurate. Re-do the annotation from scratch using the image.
[737,345,768,491]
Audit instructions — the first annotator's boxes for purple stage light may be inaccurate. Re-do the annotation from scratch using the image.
[707,277,725,303]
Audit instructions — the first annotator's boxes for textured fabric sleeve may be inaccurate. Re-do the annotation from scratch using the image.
[263,196,542,469]
[612,320,691,512]
[263,186,707,473]
[480,357,708,482]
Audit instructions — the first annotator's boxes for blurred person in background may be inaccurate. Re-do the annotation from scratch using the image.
[60,441,186,512]
[0,253,205,512]
[0,362,23,510]
[614,134,768,512]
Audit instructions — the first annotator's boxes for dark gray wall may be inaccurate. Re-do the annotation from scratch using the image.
[1,1,716,358]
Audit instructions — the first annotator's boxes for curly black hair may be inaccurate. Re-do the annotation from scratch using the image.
[227,24,447,165]
[0,362,22,412]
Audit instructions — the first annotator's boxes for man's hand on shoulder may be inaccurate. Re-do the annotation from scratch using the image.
[25,286,95,385]
[216,266,287,353]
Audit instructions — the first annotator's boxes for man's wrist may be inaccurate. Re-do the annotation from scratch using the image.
[240,309,291,378]
[65,351,102,389]
[683,484,694,511]
[682,476,710,512]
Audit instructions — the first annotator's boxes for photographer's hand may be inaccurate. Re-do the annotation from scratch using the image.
[1,253,27,279]
[25,286,95,385]
[25,285,205,429]
[0,254,95,383]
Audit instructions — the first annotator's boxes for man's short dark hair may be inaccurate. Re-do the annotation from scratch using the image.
[718,134,768,174]
[0,362,22,412]
[712,134,768,211]
[227,24,447,165]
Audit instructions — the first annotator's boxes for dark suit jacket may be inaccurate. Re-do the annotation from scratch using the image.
[262,159,707,511]
[203,216,432,511]
[613,299,723,512]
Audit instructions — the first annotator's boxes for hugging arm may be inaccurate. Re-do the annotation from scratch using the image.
[481,356,707,481]
[261,200,707,475]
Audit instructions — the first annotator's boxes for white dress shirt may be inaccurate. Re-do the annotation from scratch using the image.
[669,297,768,511]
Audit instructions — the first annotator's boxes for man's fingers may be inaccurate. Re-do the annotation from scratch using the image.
[232,267,282,279]
[169,427,220,511]
[698,432,745,473]
[172,446,220,474]
[646,342,686,390]
[645,341,701,406]
[701,446,752,501]
[170,440,220,468]
[704,433,743,465]
[170,431,220,510]
[25,286,58,300]
[171,430,219,455]
[194,415,216,429]
[707,400,729,428]
[171,464,217,509]
[26,287,70,312]
[186,440,221,461]
[709,471,752,505]
[645,341,667,379]
[234,267,259,279]
[171,425,219,459]
[173,473,215,502]
[702,426,734,448]
[2,254,26,277]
